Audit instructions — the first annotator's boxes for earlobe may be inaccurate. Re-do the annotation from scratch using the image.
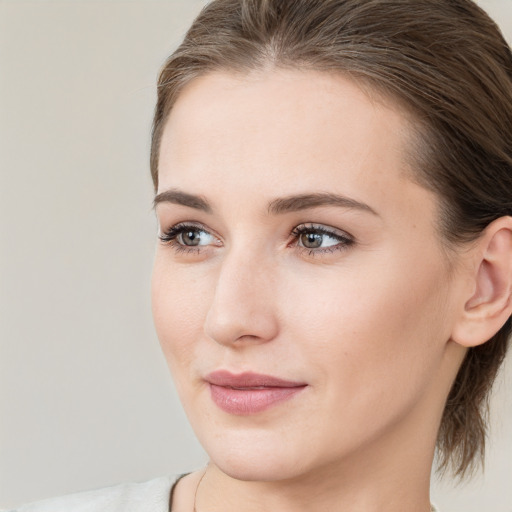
[451,217,512,348]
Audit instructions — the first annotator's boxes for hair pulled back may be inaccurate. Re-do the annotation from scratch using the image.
[151,0,512,477]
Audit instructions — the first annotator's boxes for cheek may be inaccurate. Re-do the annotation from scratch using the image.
[151,256,211,375]
[282,252,451,401]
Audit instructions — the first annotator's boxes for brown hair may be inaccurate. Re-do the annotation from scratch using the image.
[151,0,512,477]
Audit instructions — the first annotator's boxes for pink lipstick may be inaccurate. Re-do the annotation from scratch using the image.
[206,370,307,415]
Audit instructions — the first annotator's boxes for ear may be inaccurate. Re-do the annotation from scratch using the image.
[451,216,512,348]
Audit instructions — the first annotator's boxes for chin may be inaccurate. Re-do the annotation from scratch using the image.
[197,426,315,482]
[214,453,307,483]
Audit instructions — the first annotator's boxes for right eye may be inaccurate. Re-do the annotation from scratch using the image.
[159,223,218,249]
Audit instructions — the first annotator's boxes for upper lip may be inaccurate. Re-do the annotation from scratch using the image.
[206,370,306,388]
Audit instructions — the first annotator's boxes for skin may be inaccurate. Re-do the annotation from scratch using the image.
[152,69,473,512]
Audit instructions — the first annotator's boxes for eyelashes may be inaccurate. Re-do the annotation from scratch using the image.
[158,222,219,254]
[159,223,216,246]
[290,224,354,254]
[158,221,355,256]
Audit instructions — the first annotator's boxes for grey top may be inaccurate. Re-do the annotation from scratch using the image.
[4,476,440,512]
[4,475,175,512]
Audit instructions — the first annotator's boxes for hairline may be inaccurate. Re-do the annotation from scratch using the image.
[153,62,457,252]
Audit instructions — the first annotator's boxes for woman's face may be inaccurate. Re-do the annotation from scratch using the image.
[152,69,463,481]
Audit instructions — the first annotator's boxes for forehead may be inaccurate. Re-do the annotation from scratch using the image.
[161,70,413,174]
[158,69,437,225]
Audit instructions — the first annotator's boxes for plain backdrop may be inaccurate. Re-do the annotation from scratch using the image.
[0,1,511,510]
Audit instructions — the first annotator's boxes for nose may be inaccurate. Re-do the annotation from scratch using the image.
[204,248,280,346]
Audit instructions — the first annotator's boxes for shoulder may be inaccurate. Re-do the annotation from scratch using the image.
[5,475,176,512]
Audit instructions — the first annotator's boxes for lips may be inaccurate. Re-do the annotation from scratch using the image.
[206,370,307,415]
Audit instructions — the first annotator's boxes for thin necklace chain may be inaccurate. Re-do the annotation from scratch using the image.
[193,466,208,512]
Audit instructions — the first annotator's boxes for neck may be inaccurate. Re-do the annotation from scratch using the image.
[195,427,435,512]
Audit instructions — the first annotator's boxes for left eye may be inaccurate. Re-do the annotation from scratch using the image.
[292,225,353,251]
[298,231,340,249]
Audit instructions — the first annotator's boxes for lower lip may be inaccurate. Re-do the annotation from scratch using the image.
[209,384,306,415]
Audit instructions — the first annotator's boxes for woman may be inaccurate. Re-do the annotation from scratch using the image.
[11,0,512,511]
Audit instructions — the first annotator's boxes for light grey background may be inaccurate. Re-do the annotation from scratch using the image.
[0,1,510,509]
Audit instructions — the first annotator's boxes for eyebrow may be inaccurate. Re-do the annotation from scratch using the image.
[153,189,212,213]
[267,192,378,216]
[153,189,377,216]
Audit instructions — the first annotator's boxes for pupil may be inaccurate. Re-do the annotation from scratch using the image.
[183,230,200,246]
[302,232,322,248]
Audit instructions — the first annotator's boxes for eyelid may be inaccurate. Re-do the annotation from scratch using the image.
[291,223,354,242]
[158,221,220,247]
[290,223,355,253]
